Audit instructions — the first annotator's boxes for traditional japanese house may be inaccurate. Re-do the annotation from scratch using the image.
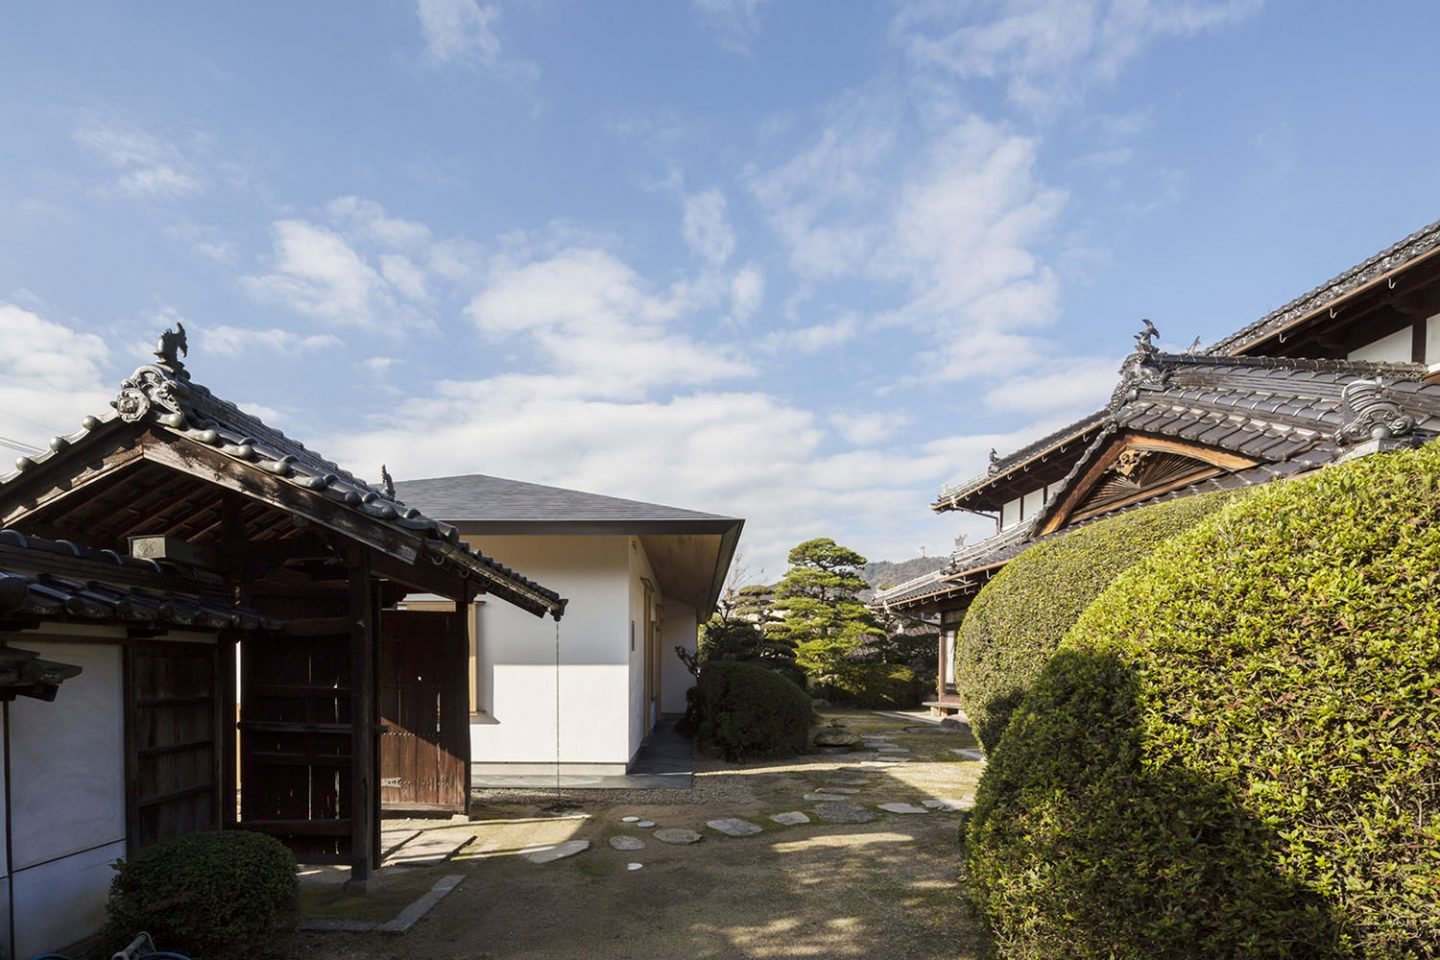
[0,330,565,954]
[877,217,1440,715]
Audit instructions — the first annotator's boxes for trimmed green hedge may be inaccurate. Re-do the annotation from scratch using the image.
[955,489,1234,751]
[965,445,1440,959]
[698,660,814,761]
[107,829,298,959]
[832,663,925,708]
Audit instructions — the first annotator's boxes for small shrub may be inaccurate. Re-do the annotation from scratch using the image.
[698,660,814,761]
[831,663,924,708]
[965,444,1440,959]
[107,829,298,959]
[955,489,1234,750]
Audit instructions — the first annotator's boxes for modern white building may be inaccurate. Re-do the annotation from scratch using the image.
[394,474,743,780]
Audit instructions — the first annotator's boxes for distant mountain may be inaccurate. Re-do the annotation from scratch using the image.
[858,556,949,600]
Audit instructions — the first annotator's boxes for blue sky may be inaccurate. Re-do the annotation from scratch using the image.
[4,1,1440,579]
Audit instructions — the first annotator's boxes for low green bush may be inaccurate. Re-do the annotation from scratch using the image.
[107,829,298,959]
[955,489,1234,751]
[831,663,924,708]
[698,660,814,761]
[965,444,1440,959]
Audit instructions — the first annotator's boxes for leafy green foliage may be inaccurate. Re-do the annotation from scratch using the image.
[965,445,1440,959]
[770,538,885,687]
[107,829,298,959]
[955,490,1235,750]
[830,663,925,708]
[697,660,814,762]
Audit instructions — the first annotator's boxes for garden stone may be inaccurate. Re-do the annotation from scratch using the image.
[707,817,763,837]
[627,863,643,871]
[653,828,703,845]
[938,717,963,731]
[813,802,874,824]
[770,811,810,825]
[803,792,851,801]
[521,840,590,864]
[621,816,640,823]
[922,798,974,812]
[950,748,986,761]
[814,728,862,748]
[878,802,929,815]
[814,786,858,794]
[609,836,645,851]
[636,821,656,828]
[826,777,870,786]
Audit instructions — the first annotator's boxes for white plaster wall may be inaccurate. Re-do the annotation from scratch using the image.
[465,535,632,766]
[660,599,698,715]
[1348,327,1411,362]
[1427,314,1440,365]
[627,537,659,758]
[3,641,126,958]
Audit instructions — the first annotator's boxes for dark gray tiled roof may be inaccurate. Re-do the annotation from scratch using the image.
[933,412,1106,509]
[1207,217,1440,356]
[0,528,279,631]
[873,520,1035,609]
[0,347,565,619]
[393,473,740,528]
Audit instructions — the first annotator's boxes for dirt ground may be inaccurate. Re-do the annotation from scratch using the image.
[281,710,993,960]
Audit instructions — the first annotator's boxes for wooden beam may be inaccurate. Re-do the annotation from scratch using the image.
[137,435,425,566]
[0,438,146,528]
[367,549,469,599]
[347,548,376,883]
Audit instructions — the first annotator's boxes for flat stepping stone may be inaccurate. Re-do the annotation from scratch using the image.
[803,792,853,801]
[384,831,475,867]
[521,840,590,864]
[621,816,640,823]
[878,802,929,815]
[875,744,910,752]
[814,786,859,794]
[770,811,810,825]
[635,821,656,828]
[922,798,974,812]
[950,748,986,761]
[826,777,870,786]
[653,828,703,845]
[627,862,643,871]
[609,836,645,851]
[813,801,874,824]
[707,817,763,837]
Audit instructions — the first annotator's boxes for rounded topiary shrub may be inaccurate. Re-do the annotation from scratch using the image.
[698,660,814,761]
[964,445,1440,959]
[832,663,924,708]
[955,489,1235,751]
[107,829,298,959]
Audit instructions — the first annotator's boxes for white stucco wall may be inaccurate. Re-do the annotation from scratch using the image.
[2,640,126,960]
[660,599,698,715]
[1348,327,1411,363]
[466,534,634,767]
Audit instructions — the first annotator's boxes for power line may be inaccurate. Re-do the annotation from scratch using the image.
[0,436,43,457]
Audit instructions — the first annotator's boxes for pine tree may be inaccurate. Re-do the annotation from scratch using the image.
[768,538,885,687]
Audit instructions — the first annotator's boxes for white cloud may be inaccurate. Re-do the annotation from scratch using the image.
[901,0,1263,112]
[379,254,430,301]
[682,188,737,266]
[199,326,344,357]
[327,196,433,249]
[761,315,858,354]
[693,0,773,53]
[164,223,237,262]
[730,264,765,321]
[0,304,114,448]
[416,0,502,65]
[241,219,430,330]
[981,354,1120,414]
[466,247,753,396]
[831,409,911,446]
[71,120,202,199]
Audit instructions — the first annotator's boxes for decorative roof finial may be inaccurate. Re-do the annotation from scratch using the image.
[986,448,1001,474]
[1186,335,1202,354]
[380,464,396,499]
[1135,318,1159,356]
[1335,378,1416,445]
[155,322,188,373]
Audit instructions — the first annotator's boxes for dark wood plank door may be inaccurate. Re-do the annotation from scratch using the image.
[238,630,353,863]
[379,610,469,814]
[125,642,220,851]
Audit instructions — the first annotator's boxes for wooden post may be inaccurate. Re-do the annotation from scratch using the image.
[347,548,375,885]
[220,492,245,830]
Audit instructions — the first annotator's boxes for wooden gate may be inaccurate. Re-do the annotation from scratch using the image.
[379,610,469,813]
[125,642,220,851]
[238,630,355,863]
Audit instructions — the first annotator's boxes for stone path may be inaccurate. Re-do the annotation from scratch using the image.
[707,817,764,837]
[520,840,590,864]
[654,828,703,844]
[609,835,645,851]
